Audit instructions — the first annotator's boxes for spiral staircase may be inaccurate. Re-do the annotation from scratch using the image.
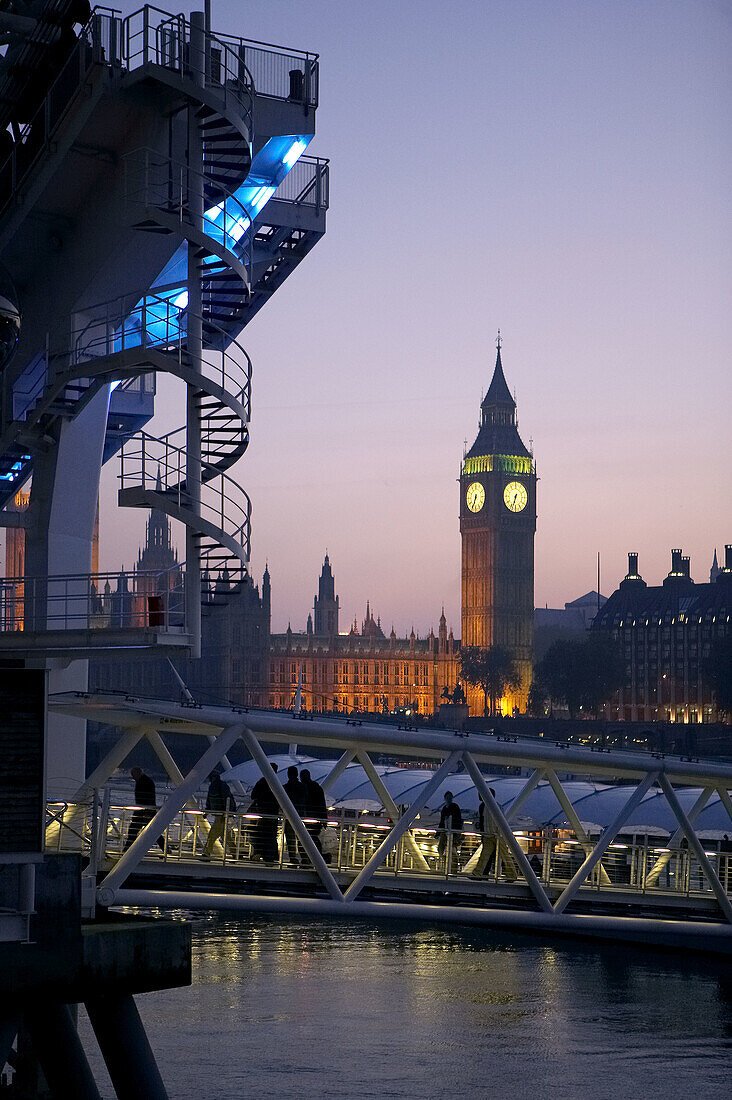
[0,6,328,649]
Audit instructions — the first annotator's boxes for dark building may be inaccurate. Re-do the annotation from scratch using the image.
[592,546,731,723]
[90,513,270,706]
[534,590,607,661]
[460,336,536,711]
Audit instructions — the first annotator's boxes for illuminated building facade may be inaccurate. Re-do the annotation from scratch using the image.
[593,547,732,723]
[268,556,460,715]
[460,338,536,713]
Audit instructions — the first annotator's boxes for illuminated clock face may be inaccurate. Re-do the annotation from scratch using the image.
[465,481,485,513]
[504,480,528,512]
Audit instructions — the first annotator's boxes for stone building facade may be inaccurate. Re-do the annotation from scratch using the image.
[268,556,461,715]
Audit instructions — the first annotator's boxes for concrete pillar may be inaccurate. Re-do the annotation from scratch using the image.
[25,1004,102,1100]
[26,385,111,799]
[85,994,168,1100]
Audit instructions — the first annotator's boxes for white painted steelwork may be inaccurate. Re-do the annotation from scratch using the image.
[48,693,732,946]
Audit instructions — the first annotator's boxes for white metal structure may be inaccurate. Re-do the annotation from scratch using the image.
[49,692,732,951]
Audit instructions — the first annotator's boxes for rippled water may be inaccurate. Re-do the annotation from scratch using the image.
[79,916,732,1099]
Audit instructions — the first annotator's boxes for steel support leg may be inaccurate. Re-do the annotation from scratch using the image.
[464,767,544,873]
[645,787,713,886]
[716,786,732,826]
[543,767,612,885]
[462,753,553,913]
[25,1004,101,1100]
[45,726,148,850]
[86,994,168,1100]
[554,771,659,913]
[97,724,244,904]
[659,773,732,924]
[345,751,462,901]
[356,750,430,871]
[185,10,205,659]
[145,728,217,852]
[238,726,345,902]
[70,726,148,803]
[320,749,355,793]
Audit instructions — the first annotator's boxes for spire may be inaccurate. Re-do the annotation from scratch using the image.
[465,333,530,460]
[155,463,162,492]
[481,333,515,418]
[710,548,720,583]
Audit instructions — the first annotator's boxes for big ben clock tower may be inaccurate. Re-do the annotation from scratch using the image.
[460,334,536,713]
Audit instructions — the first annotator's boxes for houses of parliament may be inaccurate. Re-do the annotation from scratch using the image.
[87,339,538,717]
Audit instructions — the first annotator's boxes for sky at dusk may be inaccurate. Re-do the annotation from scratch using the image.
[99,0,732,636]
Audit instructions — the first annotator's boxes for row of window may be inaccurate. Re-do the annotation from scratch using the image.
[269,661,440,685]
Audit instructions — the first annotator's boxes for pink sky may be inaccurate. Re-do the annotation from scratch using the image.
[100,1,732,636]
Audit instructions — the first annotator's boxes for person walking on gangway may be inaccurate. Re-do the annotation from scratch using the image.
[249,763,280,863]
[124,767,165,852]
[283,765,305,865]
[470,789,517,881]
[300,768,327,856]
[437,790,463,871]
[202,770,237,859]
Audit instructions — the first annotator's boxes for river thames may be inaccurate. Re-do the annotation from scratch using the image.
[80,915,732,1099]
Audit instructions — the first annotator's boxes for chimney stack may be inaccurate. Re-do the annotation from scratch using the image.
[627,552,638,577]
[725,544,732,572]
[671,548,683,575]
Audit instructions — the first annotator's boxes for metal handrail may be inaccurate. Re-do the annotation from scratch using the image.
[119,429,251,563]
[10,288,252,421]
[43,797,732,899]
[13,289,252,424]
[269,156,330,213]
[122,6,254,133]
[123,146,253,276]
[122,5,318,106]
[1,565,186,634]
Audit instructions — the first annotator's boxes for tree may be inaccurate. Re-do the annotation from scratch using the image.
[460,645,521,716]
[536,633,625,718]
[703,635,732,719]
[527,680,547,717]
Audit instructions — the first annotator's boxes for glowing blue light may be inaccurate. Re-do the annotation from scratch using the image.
[109,379,122,393]
[173,290,189,309]
[249,185,276,215]
[282,138,307,169]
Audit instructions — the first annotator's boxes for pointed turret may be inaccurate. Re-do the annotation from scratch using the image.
[710,549,720,583]
[481,334,515,422]
[465,334,530,460]
[313,552,339,637]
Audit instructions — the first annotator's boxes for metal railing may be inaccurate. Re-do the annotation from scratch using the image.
[270,156,329,213]
[119,428,251,565]
[45,797,732,903]
[12,291,252,424]
[205,26,319,107]
[123,146,253,274]
[1,566,185,635]
[122,6,253,131]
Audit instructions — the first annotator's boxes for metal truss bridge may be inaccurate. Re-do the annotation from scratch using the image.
[49,692,732,954]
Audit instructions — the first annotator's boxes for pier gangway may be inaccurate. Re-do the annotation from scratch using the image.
[48,690,732,954]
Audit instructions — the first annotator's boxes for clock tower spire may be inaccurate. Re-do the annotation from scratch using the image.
[460,335,536,714]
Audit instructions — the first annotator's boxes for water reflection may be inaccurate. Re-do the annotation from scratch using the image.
[80,915,732,1099]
